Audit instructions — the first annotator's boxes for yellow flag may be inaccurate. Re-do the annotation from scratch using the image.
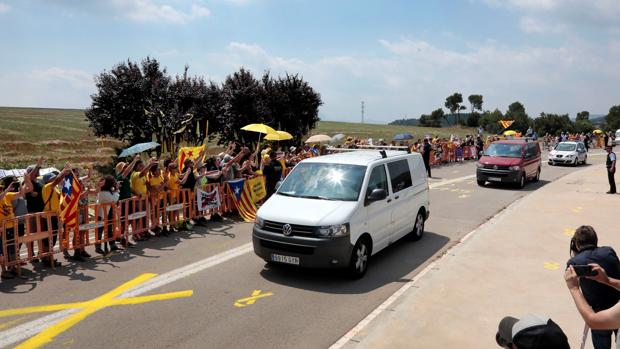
[247,176,266,203]
[178,145,205,172]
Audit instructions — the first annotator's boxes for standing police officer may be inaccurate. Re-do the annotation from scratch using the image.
[606,145,616,194]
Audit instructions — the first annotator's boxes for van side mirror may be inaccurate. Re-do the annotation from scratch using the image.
[367,188,387,203]
[275,181,282,191]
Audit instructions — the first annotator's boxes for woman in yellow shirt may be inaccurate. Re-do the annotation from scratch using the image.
[164,162,180,234]
[1,174,32,279]
[147,165,166,236]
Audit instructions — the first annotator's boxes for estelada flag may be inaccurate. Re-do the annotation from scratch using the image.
[498,120,515,129]
[227,178,257,222]
[59,173,82,230]
[178,145,205,172]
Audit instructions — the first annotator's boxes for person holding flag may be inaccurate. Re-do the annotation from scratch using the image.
[41,164,73,267]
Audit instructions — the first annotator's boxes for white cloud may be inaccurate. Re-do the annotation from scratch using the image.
[519,16,566,34]
[47,0,210,24]
[204,39,620,121]
[0,3,10,13]
[0,68,93,109]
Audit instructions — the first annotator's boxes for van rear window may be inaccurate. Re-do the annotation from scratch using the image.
[387,160,412,193]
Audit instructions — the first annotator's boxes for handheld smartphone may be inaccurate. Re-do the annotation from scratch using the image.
[573,265,598,277]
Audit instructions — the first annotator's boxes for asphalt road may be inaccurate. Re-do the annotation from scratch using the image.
[0,151,608,349]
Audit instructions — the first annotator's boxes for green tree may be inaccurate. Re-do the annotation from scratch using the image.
[533,113,573,136]
[444,93,464,125]
[86,57,171,145]
[429,108,444,127]
[605,105,620,131]
[468,94,483,114]
[574,119,594,134]
[576,111,589,122]
[504,101,532,133]
[478,109,504,134]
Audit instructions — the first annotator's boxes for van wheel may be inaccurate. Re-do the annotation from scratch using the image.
[518,174,526,189]
[477,179,485,186]
[348,238,370,279]
[533,168,540,182]
[583,156,587,165]
[410,210,425,241]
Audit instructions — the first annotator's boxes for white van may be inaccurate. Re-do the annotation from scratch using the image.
[252,150,430,278]
[615,129,620,146]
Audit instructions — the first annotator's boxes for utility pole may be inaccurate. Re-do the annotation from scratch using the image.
[361,101,365,124]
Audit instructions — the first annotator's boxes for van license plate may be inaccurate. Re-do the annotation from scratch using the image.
[488,177,501,182]
[271,254,300,265]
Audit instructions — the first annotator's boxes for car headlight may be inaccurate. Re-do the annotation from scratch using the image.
[318,223,350,237]
[509,166,521,171]
[255,216,264,229]
[476,162,484,168]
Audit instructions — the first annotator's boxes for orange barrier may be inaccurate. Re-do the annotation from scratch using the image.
[119,196,150,239]
[64,202,119,250]
[1,211,60,273]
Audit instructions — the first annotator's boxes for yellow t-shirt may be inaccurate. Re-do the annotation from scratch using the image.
[131,172,148,196]
[42,183,60,213]
[0,192,17,228]
[148,174,164,189]
[167,173,180,191]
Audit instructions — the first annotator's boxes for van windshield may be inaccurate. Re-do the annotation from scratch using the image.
[484,143,523,158]
[277,163,366,201]
[555,143,576,151]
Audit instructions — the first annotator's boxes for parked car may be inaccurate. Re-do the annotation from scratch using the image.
[252,150,430,278]
[476,139,541,189]
[615,129,620,146]
[548,141,587,166]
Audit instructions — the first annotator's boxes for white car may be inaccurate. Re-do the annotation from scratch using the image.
[548,141,587,166]
[252,150,430,278]
[615,129,620,146]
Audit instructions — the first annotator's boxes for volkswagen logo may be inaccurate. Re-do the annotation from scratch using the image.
[493,165,498,170]
[282,224,292,236]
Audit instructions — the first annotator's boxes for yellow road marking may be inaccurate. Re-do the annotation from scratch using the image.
[3,273,193,349]
[234,290,273,308]
[544,262,561,270]
[571,207,583,213]
[0,317,29,330]
[563,228,575,237]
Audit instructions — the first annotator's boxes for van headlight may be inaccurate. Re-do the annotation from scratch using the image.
[509,166,521,171]
[318,223,350,237]
[255,216,265,229]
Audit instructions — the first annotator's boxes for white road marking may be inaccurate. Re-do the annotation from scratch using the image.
[0,243,253,348]
[429,174,476,189]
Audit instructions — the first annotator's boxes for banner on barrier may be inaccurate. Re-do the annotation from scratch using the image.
[247,176,266,203]
[197,187,221,212]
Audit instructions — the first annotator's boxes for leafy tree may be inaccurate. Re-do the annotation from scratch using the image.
[504,101,532,133]
[574,119,594,134]
[444,93,464,125]
[605,105,620,131]
[478,109,504,134]
[468,94,483,114]
[533,113,573,136]
[86,57,170,144]
[430,108,445,127]
[467,112,480,127]
[576,111,589,122]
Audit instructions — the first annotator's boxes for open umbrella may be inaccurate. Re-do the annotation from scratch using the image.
[241,123,277,135]
[305,134,332,143]
[593,129,604,134]
[503,130,517,136]
[264,130,293,141]
[332,133,345,142]
[118,142,160,158]
[393,133,413,141]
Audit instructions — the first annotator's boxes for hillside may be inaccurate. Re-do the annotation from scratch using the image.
[0,107,480,169]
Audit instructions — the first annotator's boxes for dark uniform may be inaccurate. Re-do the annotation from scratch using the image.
[422,142,431,177]
[607,150,616,194]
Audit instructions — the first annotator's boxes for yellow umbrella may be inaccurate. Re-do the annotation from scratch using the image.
[593,129,603,134]
[264,130,293,141]
[241,123,277,135]
[503,130,517,136]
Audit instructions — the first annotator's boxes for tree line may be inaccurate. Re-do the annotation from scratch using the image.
[391,91,620,135]
[86,57,323,149]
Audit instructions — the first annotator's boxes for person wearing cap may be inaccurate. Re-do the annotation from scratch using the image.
[606,145,616,194]
[496,314,570,349]
[567,225,620,348]
[40,164,72,267]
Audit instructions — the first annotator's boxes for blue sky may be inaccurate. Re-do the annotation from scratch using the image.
[1,0,619,123]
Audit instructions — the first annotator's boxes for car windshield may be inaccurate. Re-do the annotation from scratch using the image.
[555,143,576,152]
[277,162,366,201]
[484,143,523,158]
[616,131,620,138]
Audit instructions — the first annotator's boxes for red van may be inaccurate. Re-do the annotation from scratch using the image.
[476,139,542,188]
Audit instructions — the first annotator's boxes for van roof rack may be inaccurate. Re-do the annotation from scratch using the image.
[326,145,412,157]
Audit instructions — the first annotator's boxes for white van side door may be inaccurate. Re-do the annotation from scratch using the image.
[364,164,393,253]
[385,158,415,241]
